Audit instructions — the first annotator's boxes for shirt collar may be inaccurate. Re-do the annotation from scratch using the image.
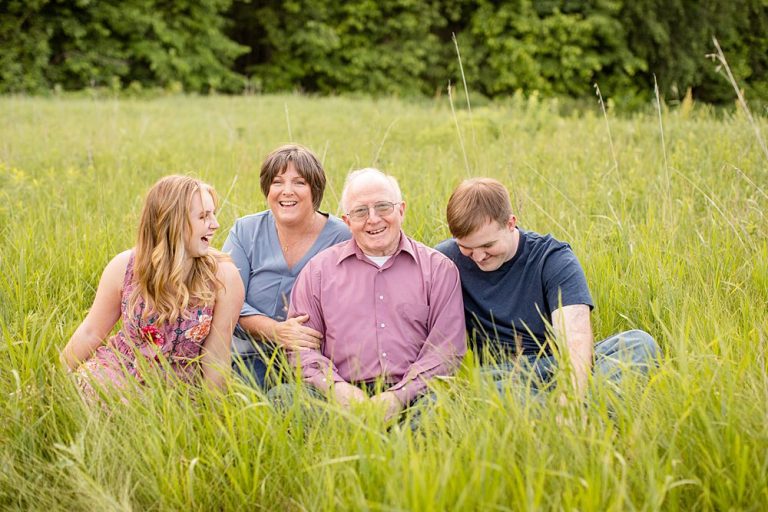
[336,231,416,265]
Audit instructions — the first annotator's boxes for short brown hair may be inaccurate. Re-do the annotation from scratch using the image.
[260,144,327,210]
[446,178,512,238]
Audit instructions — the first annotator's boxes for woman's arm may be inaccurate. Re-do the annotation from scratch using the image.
[222,214,325,350]
[238,314,322,350]
[201,260,245,388]
[60,251,131,370]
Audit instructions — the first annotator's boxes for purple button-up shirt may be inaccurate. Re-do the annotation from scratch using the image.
[288,232,467,404]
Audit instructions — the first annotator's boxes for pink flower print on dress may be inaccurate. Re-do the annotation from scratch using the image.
[140,324,165,346]
[186,311,212,343]
[138,324,167,362]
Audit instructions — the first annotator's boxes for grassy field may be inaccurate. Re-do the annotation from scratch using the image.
[1,93,767,511]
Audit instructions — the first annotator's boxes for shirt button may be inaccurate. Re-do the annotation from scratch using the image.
[380,323,385,328]
[379,295,384,300]
[382,352,387,357]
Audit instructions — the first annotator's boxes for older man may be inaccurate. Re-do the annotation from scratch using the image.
[283,168,466,419]
[436,178,659,400]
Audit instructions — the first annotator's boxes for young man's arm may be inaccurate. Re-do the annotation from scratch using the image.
[542,243,594,401]
[551,304,593,399]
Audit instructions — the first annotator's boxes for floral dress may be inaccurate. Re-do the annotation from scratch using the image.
[76,252,214,400]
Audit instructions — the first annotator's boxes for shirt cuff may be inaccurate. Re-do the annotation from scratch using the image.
[307,369,345,391]
[389,377,426,405]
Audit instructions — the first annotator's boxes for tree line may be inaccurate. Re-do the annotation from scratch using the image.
[2,0,767,105]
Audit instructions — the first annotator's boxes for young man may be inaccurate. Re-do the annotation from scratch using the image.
[436,178,658,399]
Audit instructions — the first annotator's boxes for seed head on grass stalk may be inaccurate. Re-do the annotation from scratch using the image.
[653,73,672,211]
[447,81,471,177]
[594,83,618,175]
[452,32,477,162]
[708,37,768,166]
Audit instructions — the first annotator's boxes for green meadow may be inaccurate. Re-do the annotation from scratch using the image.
[1,94,767,510]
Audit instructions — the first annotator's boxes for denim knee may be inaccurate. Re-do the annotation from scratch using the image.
[593,329,660,384]
[232,352,269,388]
[619,329,660,364]
[267,382,326,414]
[267,383,298,410]
[597,329,659,362]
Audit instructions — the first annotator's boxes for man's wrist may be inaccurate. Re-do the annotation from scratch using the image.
[390,386,409,406]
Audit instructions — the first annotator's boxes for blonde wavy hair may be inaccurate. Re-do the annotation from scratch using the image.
[128,175,226,325]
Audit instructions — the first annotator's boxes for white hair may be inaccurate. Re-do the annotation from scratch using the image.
[341,167,403,211]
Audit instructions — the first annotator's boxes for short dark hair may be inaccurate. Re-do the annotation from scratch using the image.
[260,144,327,210]
[446,178,512,238]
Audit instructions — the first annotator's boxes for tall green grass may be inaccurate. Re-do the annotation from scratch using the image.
[1,94,766,510]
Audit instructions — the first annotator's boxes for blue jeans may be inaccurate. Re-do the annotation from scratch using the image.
[231,327,283,389]
[267,380,424,410]
[232,351,270,388]
[483,329,660,396]
[267,380,436,430]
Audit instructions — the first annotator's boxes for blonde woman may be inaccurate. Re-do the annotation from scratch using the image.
[61,175,244,397]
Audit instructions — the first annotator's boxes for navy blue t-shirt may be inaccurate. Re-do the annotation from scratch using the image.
[436,228,593,357]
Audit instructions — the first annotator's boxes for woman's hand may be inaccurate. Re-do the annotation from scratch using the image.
[273,314,322,350]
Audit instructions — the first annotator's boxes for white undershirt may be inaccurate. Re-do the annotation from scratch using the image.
[365,255,392,267]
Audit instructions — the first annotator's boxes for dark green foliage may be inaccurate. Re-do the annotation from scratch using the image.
[228,0,448,95]
[225,0,768,103]
[457,0,640,97]
[0,0,52,93]
[2,0,768,102]
[742,0,768,101]
[0,0,247,93]
[618,0,762,103]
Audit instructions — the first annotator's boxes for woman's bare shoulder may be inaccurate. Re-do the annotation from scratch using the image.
[215,257,240,282]
[102,249,133,281]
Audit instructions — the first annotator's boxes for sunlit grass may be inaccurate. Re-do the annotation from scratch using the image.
[1,94,766,510]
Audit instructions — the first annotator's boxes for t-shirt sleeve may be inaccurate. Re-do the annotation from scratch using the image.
[541,245,594,314]
[434,239,457,260]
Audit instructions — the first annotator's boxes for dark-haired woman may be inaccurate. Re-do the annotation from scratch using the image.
[223,144,350,388]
